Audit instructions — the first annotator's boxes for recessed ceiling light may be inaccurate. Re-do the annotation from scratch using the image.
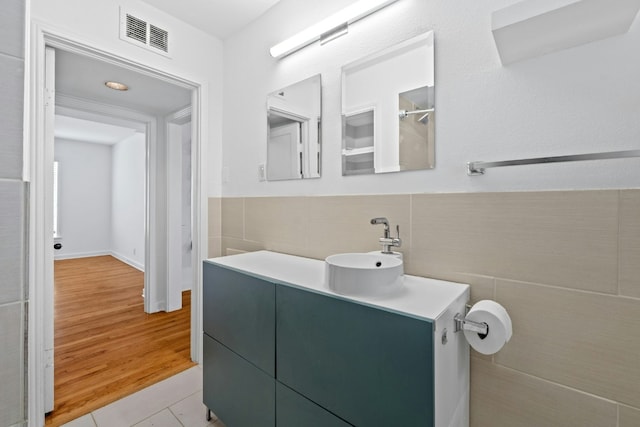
[105,81,129,91]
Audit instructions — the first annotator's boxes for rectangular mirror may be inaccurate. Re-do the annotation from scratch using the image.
[267,74,321,180]
[341,31,434,175]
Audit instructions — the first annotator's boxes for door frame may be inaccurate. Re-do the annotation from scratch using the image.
[166,105,193,312]
[27,23,205,427]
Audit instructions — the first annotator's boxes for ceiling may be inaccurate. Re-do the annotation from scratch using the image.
[55,49,192,116]
[55,115,140,145]
[143,0,282,39]
[55,48,191,144]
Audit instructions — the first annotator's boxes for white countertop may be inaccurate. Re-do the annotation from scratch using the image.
[205,250,469,322]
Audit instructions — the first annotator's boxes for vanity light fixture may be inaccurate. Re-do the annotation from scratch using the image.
[269,0,399,59]
[104,81,129,91]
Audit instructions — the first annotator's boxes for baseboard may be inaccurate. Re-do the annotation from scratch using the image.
[148,300,167,312]
[110,251,145,272]
[54,250,110,261]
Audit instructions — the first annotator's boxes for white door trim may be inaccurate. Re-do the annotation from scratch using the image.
[27,22,204,427]
[166,107,192,312]
[42,45,55,415]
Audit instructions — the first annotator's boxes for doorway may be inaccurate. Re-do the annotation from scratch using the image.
[52,114,146,268]
[30,38,203,426]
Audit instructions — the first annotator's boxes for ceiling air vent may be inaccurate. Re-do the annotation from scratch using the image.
[149,25,169,53]
[120,8,170,57]
[126,14,147,44]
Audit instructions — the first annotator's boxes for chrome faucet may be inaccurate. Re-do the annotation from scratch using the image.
[370,217,401,254]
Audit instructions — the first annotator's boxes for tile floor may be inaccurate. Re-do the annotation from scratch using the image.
[61,366,226,427]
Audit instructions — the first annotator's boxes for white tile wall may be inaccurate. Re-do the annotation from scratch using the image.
[0,56,25,179]
[0,180,25,304]
[0,302,25,426]
[0,0,25,59]
[0,1,26,425]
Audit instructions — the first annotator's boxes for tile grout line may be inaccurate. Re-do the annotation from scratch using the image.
[616,190,621,297]
[89,368,202,427]
[491,358,630,408]
[492,274,640,302]
[0,50,25,62]
[166,406,186,427]
[128,406,180,427]
[166,408,187,427]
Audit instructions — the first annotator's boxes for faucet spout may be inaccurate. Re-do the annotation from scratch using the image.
[370,217,390,238]
[370,217,401,253]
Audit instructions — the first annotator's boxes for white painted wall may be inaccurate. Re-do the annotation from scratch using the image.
[54,136,145,265]
[54,139,112,259]
[111,132,146,270]
[222,0,640,196]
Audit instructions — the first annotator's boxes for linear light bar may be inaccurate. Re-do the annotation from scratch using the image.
[269,0,399,59]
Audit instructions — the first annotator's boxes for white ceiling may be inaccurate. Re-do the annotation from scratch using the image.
[55,49,192,116]
[54,115,140,145]
[55,48,191,144]
[143,0,282,39]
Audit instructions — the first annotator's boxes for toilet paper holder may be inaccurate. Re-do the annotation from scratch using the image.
[454,305,489,335]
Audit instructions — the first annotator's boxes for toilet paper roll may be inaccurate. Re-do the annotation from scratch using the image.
[463,300,512,355]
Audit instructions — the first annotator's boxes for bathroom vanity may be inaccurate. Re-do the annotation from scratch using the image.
[203,251,470,427]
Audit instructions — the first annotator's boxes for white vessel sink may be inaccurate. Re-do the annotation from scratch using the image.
[324,253,404,297]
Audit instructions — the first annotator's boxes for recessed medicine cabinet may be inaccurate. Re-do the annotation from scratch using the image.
[341,31,435,175]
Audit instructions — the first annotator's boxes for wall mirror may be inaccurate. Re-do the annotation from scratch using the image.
[266,74,321,180]
[341,31,434,175]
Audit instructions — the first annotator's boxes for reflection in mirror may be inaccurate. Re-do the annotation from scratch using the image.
[341,31,434,175]
[343,109,375,175]
[267,74,321,180]
[398,85,435,171]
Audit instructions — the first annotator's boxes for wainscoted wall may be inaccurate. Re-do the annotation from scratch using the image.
[209,189,640,427]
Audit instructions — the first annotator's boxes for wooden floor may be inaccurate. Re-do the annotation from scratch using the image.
[45,256,194,427]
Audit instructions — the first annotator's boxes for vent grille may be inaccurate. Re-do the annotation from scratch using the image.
[149,25,169,52]
[126,14,147,44]
[120,8,170,56]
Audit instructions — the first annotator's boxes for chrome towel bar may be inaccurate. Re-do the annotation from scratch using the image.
[467,149,640,175]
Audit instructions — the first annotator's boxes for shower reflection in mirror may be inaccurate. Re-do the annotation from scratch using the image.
[266,74,321,181]
[398,85,434,171]
[341,31,434,175]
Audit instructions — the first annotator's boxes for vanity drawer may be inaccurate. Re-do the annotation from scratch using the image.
[276,284,435,427]
[203,262,275,375]
[276,381,352,427]
[203,335,275,427]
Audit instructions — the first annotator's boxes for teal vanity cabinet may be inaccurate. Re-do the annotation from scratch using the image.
[203,251,470,427]
[202,262,276,426]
